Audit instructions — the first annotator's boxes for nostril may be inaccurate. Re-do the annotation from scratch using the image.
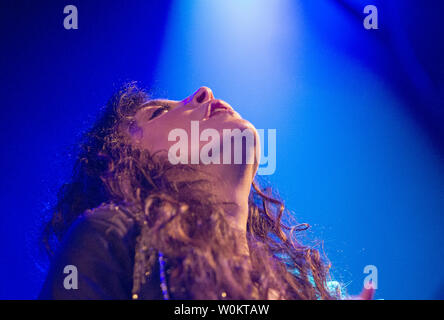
[196,90,207,103]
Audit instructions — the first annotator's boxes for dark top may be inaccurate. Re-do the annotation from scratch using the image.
[38,206,163,300]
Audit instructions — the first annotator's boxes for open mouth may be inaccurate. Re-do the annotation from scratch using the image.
[208,101,234,118]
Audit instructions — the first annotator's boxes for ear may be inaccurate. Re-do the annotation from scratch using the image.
[128,119,143,142]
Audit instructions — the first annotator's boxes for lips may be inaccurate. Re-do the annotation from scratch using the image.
[208,101,234,118]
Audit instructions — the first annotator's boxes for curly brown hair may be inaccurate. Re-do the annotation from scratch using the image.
[42,82,337,300]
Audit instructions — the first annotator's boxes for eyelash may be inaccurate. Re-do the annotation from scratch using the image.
[149,105,170,120]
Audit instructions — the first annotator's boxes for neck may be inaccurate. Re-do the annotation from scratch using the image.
[211,163,254,225]
[164,159,256,256]
[207,163,256,257]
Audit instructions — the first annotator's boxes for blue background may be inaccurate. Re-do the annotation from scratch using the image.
[0,0,443,299]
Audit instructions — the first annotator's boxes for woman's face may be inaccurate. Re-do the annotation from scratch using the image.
[129,87,260,177]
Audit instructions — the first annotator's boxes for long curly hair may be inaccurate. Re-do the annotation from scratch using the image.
[42,82,337,300]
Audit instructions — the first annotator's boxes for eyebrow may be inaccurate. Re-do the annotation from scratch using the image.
[140,99,173,109]
[139,99,173,121]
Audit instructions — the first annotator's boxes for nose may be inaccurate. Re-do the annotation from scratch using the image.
[190,87,214,105]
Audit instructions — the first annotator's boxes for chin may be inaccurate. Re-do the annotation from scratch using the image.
[214,113,257,132]
[231,117,259,138]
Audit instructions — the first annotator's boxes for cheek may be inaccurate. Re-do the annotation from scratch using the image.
[139,121,172,153]
[139,114,191,153]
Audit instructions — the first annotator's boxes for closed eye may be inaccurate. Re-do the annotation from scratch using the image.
[149,105,171,120]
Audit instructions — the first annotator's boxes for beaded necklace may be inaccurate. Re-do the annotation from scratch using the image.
[131,249,170,300]
[158,251,170,300]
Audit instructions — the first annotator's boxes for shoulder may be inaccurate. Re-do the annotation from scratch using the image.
[78,203,139,242]
[60,203,140,272]
[39,204,140,299]
[58,203,140,263]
